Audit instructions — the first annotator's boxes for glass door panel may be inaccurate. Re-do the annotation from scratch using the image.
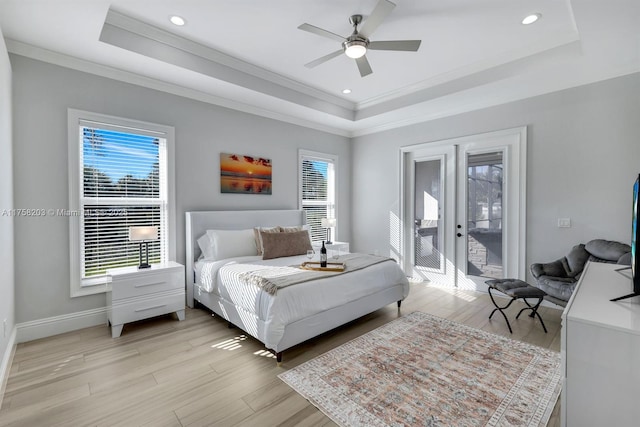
[414,159,442,270]
[404,145,456,287]
[466,152,504,279]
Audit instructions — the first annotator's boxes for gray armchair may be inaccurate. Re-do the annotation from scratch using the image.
[530,239,631,306]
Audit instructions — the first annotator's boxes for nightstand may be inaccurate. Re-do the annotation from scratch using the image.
[106,261,185,338]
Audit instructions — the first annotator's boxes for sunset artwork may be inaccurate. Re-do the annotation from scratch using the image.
[220,153,272,194]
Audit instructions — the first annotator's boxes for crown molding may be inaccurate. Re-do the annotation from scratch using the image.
[101,9,355,121]
[6,39,352,137]
[356,30,582,114]
[350,65,640,138]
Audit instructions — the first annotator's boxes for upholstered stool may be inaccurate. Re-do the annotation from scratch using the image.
[486,278,548,334]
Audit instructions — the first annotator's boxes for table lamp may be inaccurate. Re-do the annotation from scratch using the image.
[129,226,158,269]
[321,217,336,244]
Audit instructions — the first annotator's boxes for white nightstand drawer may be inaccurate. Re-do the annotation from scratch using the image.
[110,292,184,325]
[111,268,183,300]
[106,261,185,337]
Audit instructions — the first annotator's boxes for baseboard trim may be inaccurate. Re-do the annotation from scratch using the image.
[16,307,107,343]
[0,327,17,408]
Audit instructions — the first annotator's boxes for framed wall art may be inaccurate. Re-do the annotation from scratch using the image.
[220,152,272,194]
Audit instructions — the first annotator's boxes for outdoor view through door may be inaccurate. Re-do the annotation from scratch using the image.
[414,159,441,271]
[466,152,503,279]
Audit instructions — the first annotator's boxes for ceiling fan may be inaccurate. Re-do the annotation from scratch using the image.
[297,0,421,77]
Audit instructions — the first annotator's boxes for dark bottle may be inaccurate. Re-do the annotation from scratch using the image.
[320,241,327,267]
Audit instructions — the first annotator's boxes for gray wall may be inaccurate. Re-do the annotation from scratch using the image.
[0,27,14,365]
[9,51,640,326]
[11,54,351,323]
[352,72,640,281]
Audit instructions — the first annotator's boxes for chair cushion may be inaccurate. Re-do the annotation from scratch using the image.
[564,244,590,277]
[534,275,578,302]
[486,278,547,298]
[619,252,632,265]
[585,239,631,263]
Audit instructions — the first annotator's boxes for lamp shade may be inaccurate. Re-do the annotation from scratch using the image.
[321,218,337,228]
[129,226,158,242]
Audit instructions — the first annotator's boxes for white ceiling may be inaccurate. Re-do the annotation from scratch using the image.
[1,0,638,136]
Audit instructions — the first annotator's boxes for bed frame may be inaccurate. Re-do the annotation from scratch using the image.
[185,209,405,362]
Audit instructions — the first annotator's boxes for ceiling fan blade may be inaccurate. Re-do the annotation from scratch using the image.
[304,49,344,68]
[298,23,345,43]
[358,0,396,38]
[368,40,421,51]
[355,55,373,77]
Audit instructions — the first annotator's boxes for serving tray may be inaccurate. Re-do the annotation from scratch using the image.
[300,261,345,272]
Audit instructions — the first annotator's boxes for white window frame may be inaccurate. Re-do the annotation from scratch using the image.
[67,109,176,297]
[298,149,338,243]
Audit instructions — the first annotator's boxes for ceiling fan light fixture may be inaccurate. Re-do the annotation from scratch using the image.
[344,40,367,59]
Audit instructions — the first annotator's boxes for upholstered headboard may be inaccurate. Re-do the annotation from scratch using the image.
[184,209,306,307]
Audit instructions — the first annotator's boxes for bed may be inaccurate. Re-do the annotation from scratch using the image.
[185,209,410,362]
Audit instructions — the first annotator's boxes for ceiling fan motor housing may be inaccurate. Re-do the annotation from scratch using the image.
[343,37,368,55]
[344,15,368,58]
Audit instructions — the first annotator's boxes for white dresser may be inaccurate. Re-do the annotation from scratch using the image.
[561,261,640,427]
[106,261,185,338]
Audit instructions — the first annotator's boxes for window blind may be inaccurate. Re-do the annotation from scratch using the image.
[300,156,335,242]
[80,125,167,281]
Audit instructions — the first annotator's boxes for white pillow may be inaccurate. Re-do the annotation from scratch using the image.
[205,228,258,260]
[197,233,214,260]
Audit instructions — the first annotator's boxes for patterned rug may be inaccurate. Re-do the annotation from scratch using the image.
[279,312,561,427]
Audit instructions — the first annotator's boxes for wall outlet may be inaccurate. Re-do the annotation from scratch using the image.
[558,218,571,228]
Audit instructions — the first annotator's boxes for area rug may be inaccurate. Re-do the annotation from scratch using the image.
[278,312,561,427]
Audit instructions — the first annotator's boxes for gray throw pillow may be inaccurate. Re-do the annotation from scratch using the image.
[261,230,312,260]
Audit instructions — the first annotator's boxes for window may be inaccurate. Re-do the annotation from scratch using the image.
[68,110,175,296]
[299,150,337,242]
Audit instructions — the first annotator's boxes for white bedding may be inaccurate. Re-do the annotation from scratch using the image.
[194,254,410,349]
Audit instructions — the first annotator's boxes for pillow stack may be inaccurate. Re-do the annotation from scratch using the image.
[197,225,312,261]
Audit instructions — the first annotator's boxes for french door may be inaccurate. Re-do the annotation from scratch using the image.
[401,127,526,292]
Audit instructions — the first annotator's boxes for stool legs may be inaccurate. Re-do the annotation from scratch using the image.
[488,288,548,334]
[488,287,514,334]
[515,296,548,333]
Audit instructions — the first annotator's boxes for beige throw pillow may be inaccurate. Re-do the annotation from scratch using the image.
[260,229,312,260]
[254,226,281,255]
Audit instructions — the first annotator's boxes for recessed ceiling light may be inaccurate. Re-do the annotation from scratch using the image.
[170,15,186,26]
[342,89,352,94]
[521,13,541,25]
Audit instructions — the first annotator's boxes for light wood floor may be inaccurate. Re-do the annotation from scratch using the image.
[0,282,563,427]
